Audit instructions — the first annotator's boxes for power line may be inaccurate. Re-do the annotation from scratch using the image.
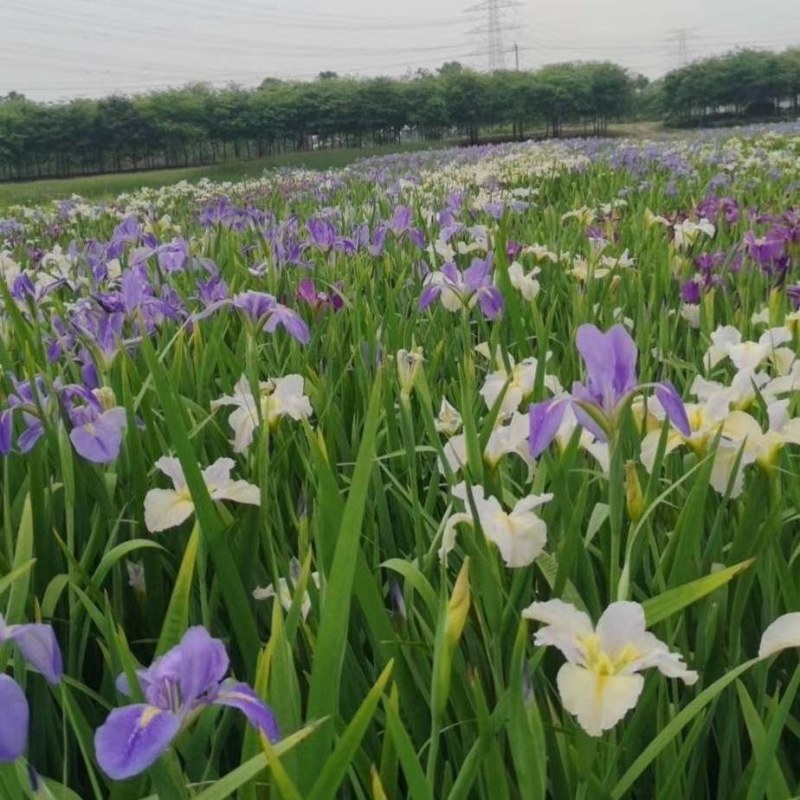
[466,0,521,71]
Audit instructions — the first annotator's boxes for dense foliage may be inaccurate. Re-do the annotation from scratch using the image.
[0,62,635,181]
[0,123,799,798]
[662,48,800,125]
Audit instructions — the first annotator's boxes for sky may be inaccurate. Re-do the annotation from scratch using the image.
[2,0,799,102]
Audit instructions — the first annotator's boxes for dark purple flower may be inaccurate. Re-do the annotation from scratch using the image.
[681,280,702,304]
[744,230,787,266]
[94,627,278,780]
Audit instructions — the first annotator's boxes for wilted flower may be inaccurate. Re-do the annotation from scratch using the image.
[94,627,278,780]
[396,347,425,400]
[144,457,260,532]
[435,397,462,436]
[523,600,697,736]
[253,559,320,621]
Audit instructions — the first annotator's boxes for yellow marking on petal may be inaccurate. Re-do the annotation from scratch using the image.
[138,706,162,729]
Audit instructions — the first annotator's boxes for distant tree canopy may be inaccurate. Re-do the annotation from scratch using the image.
[661,48,800,124]
[0,62,636,181]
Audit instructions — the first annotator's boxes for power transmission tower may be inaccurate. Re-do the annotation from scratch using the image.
[466,0,522,72]
[666,28,695,68]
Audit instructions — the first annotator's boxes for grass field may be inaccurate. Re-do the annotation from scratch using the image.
[0,123,664,208]
[0,141,450,207]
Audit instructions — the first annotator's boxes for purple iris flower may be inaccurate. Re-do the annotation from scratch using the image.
[229,292,310,344]
[306,217,337,252]
[743,230,787,266]
[0,615,62,762]
[94,627,278,780]
[419,254,504,320]
[156,238,189,274]
[62,386,127,464]
[0,376,51,456]
[388,206,425,248]
[196,275,229,306]
[681,280,702,304]
[529,324,691,455]
[297,278,344,312]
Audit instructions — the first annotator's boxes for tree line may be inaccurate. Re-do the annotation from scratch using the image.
[660,48,800,125]
[0,62,635,181]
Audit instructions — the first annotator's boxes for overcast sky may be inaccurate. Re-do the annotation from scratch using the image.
[2,0,799,101]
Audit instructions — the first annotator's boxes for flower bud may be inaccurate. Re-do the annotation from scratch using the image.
[625,461,645,522]
[445,557,471,649]
[396,347,425,401]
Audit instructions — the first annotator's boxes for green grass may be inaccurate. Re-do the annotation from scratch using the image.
[0,141,450,207]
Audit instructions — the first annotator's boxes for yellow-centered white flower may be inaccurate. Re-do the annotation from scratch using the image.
[440,483,552,567]
[144,457,260,532]
[211,374,312,452]
[479,356,562,418]
[523,599,697,736]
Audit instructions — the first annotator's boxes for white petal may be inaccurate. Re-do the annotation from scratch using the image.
[211,480,261,506]
[144,488,194,533]
[596,602,647,659]
[557,663,644,736]
[493,511,547,568]
[228,406,258,453]
[523,599,593,663]
[154,457,186,490]
[759,612,800,659]
[202,458,236,488]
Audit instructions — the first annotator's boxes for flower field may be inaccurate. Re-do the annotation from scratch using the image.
[1,122,800,798]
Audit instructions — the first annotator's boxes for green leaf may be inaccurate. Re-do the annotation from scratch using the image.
[156,524,200,655]
[6,495,34,623]
[611,658,760,799]
[643,559,754,626]
[192,722,324,800]
[308,660,394,800]
[303,372,383,777]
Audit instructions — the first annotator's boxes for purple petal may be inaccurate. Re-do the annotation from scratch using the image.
[655,382,691,437]
[418,284,441,310]
[529,398,570,459]
[0,410,12,455]
[69,412,125,464]
[477,286,504,320]
[576,324,638,412]
[4,623,62,684]
[0,675,28,762]
[463,257,491,291]
[175,627,229,704]
[571,394,610,442]
[17,421,44,454]
[264,307,310,345]
[440,262,460,284]
[94,704,180,780]
[213,680,280,742]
